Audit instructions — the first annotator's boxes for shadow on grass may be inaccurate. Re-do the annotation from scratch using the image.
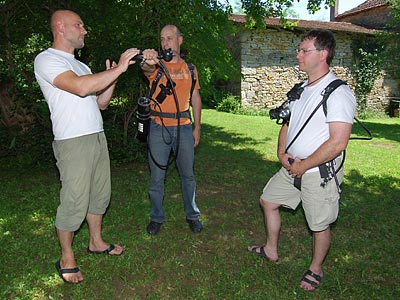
[0,116,399,299]
[351,119,400,142]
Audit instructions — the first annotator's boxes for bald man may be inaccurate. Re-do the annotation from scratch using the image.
[34,9,140,284]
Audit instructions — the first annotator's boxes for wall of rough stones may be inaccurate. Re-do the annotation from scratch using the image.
[239,28,399,114]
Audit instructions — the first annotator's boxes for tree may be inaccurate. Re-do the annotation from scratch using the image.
[381,0,400,79]
[238,0,335,27]
[0,0,333,162]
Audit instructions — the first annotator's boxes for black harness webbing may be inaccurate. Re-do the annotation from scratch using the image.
[186,62,196,102]
[288,79,346,191]
[150,109,191,119]
[286,79,345,153]
[148,68,163,99]
[148,61,196,113]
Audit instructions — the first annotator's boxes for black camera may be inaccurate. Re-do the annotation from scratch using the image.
[269,83,304,124]
[287,82,304,102]
[269,103,291,124]
[132,48,174,62]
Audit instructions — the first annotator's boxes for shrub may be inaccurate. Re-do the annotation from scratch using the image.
[216,94,241,113]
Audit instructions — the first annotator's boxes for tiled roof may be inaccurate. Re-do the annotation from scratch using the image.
[230,14,376,35]
[336,0,389,18]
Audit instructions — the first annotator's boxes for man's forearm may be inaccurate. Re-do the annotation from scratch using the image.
[97,81,117,110]
[277,124,288,157]
[191,91,202,129]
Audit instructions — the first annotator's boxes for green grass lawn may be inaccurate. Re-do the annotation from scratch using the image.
[1,109,399,300]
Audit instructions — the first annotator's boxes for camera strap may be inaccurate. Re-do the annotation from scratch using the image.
[285,79,346,153]
[148,62,196,102]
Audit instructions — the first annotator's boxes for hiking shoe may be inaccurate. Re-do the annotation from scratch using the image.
[186,218,203,233]
[146,221,162,235]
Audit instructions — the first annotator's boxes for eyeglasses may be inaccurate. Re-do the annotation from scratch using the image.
[296,49,321,54]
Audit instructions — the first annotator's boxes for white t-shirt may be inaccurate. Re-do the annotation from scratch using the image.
[286,72,356,172]
[34,48,103,140]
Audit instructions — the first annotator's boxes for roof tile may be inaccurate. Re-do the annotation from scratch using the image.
[230,14,376,35]
[337,0,388,18]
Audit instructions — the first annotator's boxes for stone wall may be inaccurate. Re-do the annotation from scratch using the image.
[239,28,399,114]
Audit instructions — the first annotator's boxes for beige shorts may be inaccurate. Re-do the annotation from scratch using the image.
[52,132,111,232]
[261,158,344,231]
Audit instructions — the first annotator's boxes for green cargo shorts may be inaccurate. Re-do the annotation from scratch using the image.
[52,132,111,232]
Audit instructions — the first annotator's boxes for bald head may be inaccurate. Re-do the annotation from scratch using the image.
[50,9,87,52]
[160,25,183,60]
[161,25,181,37]
[51,10,79,34]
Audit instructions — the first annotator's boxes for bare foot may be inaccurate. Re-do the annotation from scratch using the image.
[107,243,124,255]
[247,245,279,262]
[87,243,124,256]
[300,269,323,291]
[55,260,83,284]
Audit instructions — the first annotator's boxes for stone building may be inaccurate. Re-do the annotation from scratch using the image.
[230,0,399,114]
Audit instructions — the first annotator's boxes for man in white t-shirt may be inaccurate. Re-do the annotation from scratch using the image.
[248,30,356,291]
[34,9,140,284]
